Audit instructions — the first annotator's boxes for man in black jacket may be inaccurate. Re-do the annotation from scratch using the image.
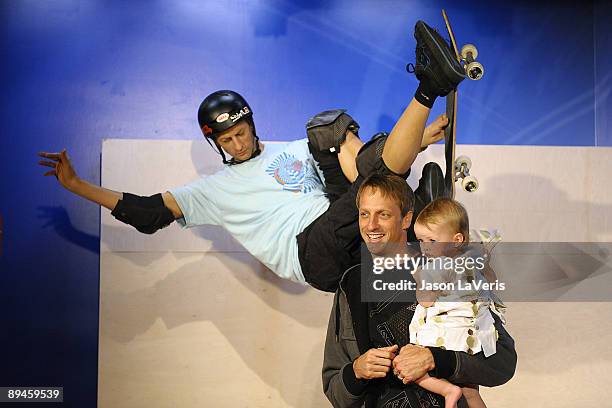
[322,174,516,407]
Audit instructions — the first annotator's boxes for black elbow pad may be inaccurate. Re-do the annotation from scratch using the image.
[111,193,175,234]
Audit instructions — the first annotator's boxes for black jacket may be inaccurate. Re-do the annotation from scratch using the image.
[322,265,517,408]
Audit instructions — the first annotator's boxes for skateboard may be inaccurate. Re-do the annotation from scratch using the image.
[442,9,482,198]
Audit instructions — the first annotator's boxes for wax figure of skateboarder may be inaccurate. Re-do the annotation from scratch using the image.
[39,20,465,292]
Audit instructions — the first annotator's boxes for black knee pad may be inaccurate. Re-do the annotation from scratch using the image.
[306,109,359,153]
[355,132,411,179]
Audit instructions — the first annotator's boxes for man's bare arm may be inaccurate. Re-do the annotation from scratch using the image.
[382,98,431,175]
[39,150,123,210]
[161,192,183,219]
[39,149,183,219]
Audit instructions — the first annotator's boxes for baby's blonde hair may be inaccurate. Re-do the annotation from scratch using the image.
[416,198,469,242]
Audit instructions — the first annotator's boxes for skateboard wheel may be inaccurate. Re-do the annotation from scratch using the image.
[462,175,479,192]
[461,44,478,60]
[455,155,472,172]
[466,61,484,80]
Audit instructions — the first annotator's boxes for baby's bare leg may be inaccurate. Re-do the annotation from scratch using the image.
[462,384,487,408]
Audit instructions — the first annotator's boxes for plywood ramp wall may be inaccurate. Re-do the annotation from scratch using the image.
[100,140,612,407]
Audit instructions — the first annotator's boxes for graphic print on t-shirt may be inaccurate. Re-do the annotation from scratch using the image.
[265,152,320,193]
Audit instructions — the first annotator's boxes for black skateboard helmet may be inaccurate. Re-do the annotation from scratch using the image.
[197,90,260,165]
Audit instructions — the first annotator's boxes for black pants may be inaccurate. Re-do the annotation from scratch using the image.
[297,140,446,292]
[297,140,400,292]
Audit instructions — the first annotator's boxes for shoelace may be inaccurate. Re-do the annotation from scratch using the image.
[406,45,427,73]
[406,29,452,74]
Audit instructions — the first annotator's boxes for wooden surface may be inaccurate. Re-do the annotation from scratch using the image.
[99,139,612,407]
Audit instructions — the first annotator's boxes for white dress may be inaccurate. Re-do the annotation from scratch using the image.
[408,247,505,357]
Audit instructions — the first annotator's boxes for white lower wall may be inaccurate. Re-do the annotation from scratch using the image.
[99,139,612,407]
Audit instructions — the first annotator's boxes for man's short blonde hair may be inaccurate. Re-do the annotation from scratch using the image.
[356,174,414,217]
[416,198,469,240]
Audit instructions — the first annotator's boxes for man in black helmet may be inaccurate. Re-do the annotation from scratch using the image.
[39,20,464,292]
[197,90,261,165]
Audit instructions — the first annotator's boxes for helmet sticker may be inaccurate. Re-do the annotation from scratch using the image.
[230,106,251,123]
[202,124,213,135]
[216,112,230,123]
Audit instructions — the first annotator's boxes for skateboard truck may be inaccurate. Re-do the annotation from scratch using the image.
[460,44,484,80]
[454,155,479,192]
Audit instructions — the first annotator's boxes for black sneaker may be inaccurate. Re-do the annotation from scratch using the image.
[413,20,465,96]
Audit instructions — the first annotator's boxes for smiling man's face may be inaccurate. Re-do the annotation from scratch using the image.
[358,186,412,257]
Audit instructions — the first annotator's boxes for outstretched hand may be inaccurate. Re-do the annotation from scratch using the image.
[421,114,449,148]
[38,149,80,191]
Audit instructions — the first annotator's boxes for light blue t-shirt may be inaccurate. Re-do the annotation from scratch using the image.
[170,139,330,282]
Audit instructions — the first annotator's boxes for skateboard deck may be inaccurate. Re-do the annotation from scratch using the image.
[442,9,460,199]
[409,12,481,240]
[441,9,482,197]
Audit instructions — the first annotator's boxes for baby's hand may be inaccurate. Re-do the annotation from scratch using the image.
[416,289,437,308]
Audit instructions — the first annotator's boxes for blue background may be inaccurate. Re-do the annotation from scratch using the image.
[1,0,610,405]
